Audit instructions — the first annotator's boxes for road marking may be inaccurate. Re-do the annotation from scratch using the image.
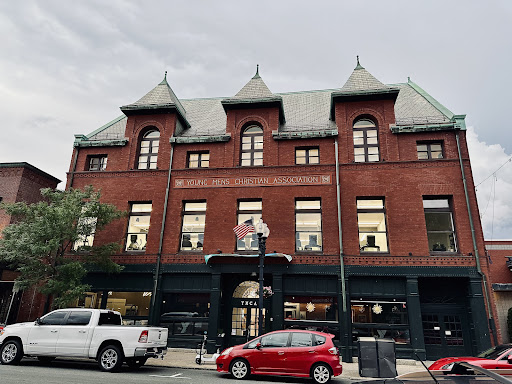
[149,373,191,379]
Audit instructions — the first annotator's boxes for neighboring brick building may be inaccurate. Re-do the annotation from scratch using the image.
[0,163,60,324]
[67,59,494,361]
[485,240,512,343]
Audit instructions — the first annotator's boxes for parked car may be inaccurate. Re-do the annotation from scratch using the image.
[0,308,168,372]
[355,361,512,384]
[216,329,342,384]
[429,344,512,371]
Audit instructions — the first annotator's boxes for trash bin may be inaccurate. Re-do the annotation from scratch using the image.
[376,338,397,378]
[358,337,397,378]
[358,337,379,377]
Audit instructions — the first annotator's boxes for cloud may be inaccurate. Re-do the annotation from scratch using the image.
[467,126,512,239]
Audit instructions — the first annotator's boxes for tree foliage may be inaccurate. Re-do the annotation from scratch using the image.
[0,186,125,309]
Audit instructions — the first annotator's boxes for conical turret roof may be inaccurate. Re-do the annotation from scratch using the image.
[330,57,400,120]
[121,72,190,127]
[222,65,285,123]
[340,57,391,93]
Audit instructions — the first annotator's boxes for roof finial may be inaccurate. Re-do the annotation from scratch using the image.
[355,56,364,70]
[253,64,261,79]
[165,71,167,79]
[407,76,411,83]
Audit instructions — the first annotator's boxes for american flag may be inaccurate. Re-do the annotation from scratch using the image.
[233,218,255,240]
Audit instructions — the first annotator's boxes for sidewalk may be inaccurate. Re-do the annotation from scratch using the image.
[146,348,433,379]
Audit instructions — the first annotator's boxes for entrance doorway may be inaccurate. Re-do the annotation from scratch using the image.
[230,281,266,346]
[421,304,472,360]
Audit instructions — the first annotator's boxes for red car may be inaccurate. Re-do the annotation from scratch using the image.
[216,329,342,384]
[429,344,512,371]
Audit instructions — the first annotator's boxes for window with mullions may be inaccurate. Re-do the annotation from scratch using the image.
[295,199,322,252]
[138,130,160,169]
[424,198,457,253]
[353,118,379,162]
[126,203,152,251]
[357,199,388,252]
[296,147,319,165]
[180,202,206,251]
[87,155,107,171]
[240,126,263,166]
[73,216,97,251]
[187,152,209,168]
[417,142,443,160]
[236,200,261,251]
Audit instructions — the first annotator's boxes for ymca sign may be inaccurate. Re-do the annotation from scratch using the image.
[174,174,332,189]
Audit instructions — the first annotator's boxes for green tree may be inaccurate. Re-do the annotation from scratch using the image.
[0,186,125,311]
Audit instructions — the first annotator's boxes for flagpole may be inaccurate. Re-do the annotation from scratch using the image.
[256,219,269,337]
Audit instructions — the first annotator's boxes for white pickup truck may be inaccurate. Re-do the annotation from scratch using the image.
[0,308,168,372]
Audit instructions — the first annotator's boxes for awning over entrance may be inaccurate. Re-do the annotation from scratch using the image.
[204,253,292,264]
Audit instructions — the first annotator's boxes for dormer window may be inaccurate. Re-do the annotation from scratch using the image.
[353,118,379,163]
[138,130,160,170]
[240,126,263,166]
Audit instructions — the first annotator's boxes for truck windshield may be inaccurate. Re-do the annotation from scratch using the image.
[98,312,122,325]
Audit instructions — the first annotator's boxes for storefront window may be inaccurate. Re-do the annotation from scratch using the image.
[351,300,410,344]
[74,291,151,325]
[160,293,210,336]
[284,296,338,322]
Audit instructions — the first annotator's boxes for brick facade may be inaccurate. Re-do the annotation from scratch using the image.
[64,64,494,361]
[0,163,60,324]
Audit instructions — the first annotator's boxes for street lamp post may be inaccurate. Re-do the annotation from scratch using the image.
[256,218,270,336]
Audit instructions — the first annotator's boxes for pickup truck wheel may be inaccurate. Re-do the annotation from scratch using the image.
[126,357,147,369]
[38,356,56,365]
[98,345,124,372]
[0,339,23,365]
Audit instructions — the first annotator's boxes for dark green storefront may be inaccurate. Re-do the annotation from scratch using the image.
[84,263,491,362]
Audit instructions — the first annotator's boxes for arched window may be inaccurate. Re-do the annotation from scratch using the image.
[138,129,160,169]
[240,125,263,166]
[353,118,379,163]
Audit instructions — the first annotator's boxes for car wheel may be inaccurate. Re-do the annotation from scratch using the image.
[230,359,250,379]
[311,363,332,384]
[98,345,124,372]
[126,357,147,369]
[195,357,201,365]
[0,339,23,365]
[38,356,56,365]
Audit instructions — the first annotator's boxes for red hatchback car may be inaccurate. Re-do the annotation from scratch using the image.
[429,344,512,372]
[216,330,342,384]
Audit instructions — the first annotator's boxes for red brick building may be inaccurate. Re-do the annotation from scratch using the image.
[485,240,512,344]
[0,162,60,324]
[67,59,494,361]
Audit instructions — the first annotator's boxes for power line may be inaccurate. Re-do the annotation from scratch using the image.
[475,156,512,188]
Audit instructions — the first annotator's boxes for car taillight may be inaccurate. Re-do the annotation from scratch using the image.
[139,330,148,343]
[328,347,338,355]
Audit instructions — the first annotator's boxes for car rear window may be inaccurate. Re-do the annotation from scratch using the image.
[66,311,92,326]
[98,312,122,325]
[290,332,312,347]
[313,334,326,346]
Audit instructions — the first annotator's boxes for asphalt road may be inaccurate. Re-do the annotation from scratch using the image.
[0,358,357,384]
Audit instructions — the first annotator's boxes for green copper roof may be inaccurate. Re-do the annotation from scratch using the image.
[78,64,463,145]
[406,78,454,119]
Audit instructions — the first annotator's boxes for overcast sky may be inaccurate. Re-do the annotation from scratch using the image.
[1,1,511,239]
